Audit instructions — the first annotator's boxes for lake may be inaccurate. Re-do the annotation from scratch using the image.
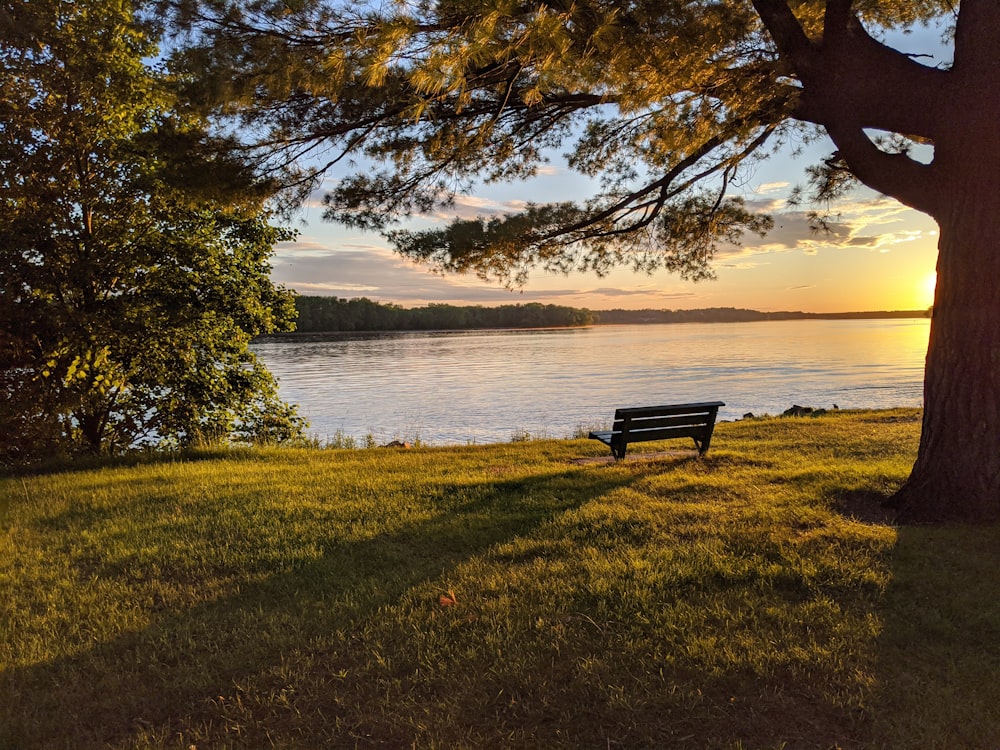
[251,318,930,446]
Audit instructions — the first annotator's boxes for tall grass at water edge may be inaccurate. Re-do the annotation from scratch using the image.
[2,409,1000,749]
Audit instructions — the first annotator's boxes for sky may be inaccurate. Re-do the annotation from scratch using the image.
[269,28,946,315]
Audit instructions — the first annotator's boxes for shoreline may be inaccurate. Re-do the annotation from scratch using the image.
[263,309,932,338]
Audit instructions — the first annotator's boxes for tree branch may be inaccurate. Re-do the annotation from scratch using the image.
[823,0,854,40]
[751,0,945,214]
[953,0,1000,75]
[750,0,816,73]
[546,120,778,243]
[754,0,949,141]
[823,120,939,216]
[821,21,949,141]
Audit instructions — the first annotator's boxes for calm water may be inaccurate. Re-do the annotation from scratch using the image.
[252,319,930,445]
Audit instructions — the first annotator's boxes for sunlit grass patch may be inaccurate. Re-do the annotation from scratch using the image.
[3,408,999,748]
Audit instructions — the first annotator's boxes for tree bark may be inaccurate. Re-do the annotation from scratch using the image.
[890,169,1000,523]
[888,4,1000,523]
[77,411,105,453]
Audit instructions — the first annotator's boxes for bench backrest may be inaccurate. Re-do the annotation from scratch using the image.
[611,401,724,445]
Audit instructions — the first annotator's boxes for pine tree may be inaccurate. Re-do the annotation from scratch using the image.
[170,0,997,522]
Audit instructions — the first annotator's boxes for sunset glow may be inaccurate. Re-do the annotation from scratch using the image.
[921,272,938,309]
[273,187,942,314]
[274,121,943,315]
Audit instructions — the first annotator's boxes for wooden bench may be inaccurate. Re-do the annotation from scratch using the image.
[588,401,725,460]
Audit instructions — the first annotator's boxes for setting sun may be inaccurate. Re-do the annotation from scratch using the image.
[921,272,938,308]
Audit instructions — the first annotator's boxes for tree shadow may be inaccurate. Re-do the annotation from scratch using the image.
[869,523,1000,749]
[1,467,635,749]
[830,488,899,525]
[1,446,273,480]
[828,487,1000,747]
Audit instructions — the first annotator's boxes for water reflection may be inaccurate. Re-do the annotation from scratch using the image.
[252,319,930,445]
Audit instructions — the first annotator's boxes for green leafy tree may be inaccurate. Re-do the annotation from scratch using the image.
[0,0,304,462]
[171,0,996,522]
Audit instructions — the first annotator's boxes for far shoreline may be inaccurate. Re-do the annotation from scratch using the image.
[266,303,932,337]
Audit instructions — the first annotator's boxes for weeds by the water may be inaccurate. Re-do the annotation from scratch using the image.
[2,409,999,749]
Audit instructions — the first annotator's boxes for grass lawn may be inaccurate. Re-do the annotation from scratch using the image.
[2,409,1000,749]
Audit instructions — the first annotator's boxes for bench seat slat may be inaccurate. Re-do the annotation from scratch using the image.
[616,426,706,442]
[613,414,715,431]
[614,401,725,419]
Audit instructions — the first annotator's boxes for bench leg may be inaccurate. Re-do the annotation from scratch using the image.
[694,431,714,455]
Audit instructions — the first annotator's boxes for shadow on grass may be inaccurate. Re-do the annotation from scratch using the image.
[0,445,274,480]
[830,488,899,525]
[1,467,636,749]
[871,523,1000,749]
[829,487,1000,748]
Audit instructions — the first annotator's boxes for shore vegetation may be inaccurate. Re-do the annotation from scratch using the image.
[290,297,930,334]
[0,0,303,464]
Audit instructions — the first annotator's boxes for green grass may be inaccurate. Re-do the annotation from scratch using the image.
[2,409,1000,749]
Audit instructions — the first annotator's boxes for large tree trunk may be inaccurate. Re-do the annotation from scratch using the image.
[890,184,1000,523]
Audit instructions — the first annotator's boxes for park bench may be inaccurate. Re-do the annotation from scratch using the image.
[588,401,725,460]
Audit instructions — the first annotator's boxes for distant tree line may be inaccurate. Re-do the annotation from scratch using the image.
[291,298,931,333]
[596,307,933,325]
[293,297,596,332]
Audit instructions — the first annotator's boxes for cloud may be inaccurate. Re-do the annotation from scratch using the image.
[293,282,382,293]
[756,181,791,194]
[718,195,935,259]
[271,238,563,305]
[598,287,695,299]
[847,236,880,247]
[713,210,848,260]
[741,197,789,213]
[299,184,922,265]
[270,188,937,310]
[718,260,771,270]
[274,239,341,258]
[424,195,530,221]
[272,241,441,299]
[270,236,710,308]
[587,287,662,297]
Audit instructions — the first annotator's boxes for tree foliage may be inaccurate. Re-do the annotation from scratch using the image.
[163,0,959,271]
[0,0,305,463]
[166,0,800,283]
